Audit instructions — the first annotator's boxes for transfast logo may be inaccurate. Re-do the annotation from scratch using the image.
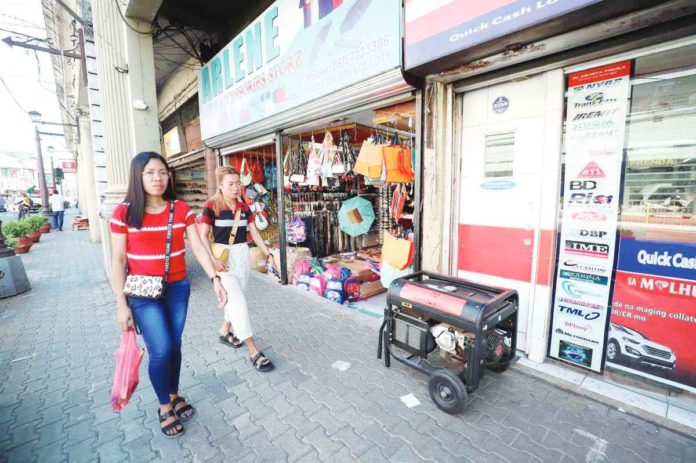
[559,304,600,320]
[565,240,610,258]
[561,269,609,285]
[571,211,608,222]
[577,162,605,178]
[563,259,609,275]
[560,280,604,300]
[558,296,603,311]
[573,92,618,109]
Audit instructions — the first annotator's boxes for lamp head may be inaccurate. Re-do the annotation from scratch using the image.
[28,110,41,123]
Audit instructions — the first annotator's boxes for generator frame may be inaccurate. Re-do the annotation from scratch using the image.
[378,271,518,410]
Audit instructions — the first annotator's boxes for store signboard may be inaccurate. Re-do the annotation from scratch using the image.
[61,161,77,173]
[549,60,632,372]
[609,239,696,391]
[404,0,601,71]
[198,0,401,141]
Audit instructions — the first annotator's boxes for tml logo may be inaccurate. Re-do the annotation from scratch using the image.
[559,305,600,320]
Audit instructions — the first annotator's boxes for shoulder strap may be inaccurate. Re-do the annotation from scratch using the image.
[228,205,243,245]
[163,200,175,281]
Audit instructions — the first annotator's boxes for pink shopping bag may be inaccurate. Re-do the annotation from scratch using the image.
[110,329,144,411]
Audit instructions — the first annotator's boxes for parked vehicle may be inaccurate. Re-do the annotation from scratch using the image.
[607,323,676,373]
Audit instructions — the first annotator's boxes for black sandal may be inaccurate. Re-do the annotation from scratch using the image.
[250,351,274,372]
[158,408,184,438]
[171,396,196,421]
[219,332,243,348]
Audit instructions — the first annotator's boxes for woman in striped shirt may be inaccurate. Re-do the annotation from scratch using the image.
[110,152,226,438]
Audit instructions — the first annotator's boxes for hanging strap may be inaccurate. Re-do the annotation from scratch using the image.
[163,200,175,282]
[228,206,243,245]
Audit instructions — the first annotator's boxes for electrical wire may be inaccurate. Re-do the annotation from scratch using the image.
[0,74,29,114]
[0,27,48,41]
[111,0,152,35]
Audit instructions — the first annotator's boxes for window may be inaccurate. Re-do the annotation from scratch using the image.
[484,131,515,178]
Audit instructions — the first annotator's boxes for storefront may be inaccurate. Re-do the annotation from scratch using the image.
[198,0,421,309]
[160,95,217,214]
[406,0,696,410]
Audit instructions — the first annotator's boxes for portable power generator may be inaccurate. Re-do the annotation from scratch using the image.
[378,271,518,414]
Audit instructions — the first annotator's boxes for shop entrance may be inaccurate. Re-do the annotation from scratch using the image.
[456,73,562,352]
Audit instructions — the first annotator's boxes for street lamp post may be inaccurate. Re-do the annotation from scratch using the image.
[28,111,53,218]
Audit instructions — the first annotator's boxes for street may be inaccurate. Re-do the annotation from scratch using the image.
[1,228,694,462]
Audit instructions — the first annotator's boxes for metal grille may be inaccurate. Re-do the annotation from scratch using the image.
[643,346,671,359]
[394,318,423,351]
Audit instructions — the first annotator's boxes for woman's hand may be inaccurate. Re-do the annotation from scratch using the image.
[213,278,227,309]
[117,301,133,331]
[212,258,227,273]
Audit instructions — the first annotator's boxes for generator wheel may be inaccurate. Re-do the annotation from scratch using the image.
[486,360,511,373]
[428,370,468,414]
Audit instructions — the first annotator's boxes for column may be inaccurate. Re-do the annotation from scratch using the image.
[90,0,160,272]
[77,107,102,243]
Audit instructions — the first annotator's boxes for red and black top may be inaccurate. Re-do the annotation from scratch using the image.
[200,199,254,245]
[109,200,196,282]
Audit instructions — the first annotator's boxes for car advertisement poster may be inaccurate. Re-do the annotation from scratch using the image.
[608,238,696,391]
[549,60,633,372]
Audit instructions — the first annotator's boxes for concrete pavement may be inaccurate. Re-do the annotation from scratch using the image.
[1,228,694,462]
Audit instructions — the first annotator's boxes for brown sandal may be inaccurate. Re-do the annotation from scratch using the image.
[158,408,184,438]
[219,332,243,348]
[250,351,274,372]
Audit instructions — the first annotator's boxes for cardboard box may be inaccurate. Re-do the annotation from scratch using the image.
[360,279,385,299]
[270,247,311,282]
[336,258,373,277]
[249,247,267,273]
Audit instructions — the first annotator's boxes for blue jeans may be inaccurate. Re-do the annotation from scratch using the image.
[53,210,64,230]
[127,279,191,405]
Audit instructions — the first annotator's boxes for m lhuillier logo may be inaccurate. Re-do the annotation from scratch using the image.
[637,250,696,269]
[565,240,610,258]
[577,162,605,178]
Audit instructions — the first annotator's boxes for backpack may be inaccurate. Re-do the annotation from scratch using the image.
[344,276,362,302]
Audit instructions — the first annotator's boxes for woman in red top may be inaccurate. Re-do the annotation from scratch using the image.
[110,152,226,438]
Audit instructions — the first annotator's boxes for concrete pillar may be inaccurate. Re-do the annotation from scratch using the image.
[77,108,101,243]
[91,0,160,272]
[421,81,449,273]
[204,148,219,196]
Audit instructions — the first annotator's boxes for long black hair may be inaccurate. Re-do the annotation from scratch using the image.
[124,152,176,229]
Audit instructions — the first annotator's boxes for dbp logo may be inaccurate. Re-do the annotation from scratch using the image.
[567,229,609,240]
[569,180,597,191]
[571,211,608,222]
[559,305,600,320]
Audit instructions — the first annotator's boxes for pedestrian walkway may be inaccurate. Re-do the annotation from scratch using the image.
[1,229,694,462]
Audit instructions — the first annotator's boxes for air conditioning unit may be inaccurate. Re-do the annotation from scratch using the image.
[163,126,187,158]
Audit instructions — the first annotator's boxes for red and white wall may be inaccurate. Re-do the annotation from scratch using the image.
[454,69,564,361]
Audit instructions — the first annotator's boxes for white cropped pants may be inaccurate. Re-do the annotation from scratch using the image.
[218,243,253,341]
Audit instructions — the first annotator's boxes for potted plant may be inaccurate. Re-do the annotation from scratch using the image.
[28,215,49,236]
[5,236,28,254]
[3,220,33,252]
[25,217,42,243]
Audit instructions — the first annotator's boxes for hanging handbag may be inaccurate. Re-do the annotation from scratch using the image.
[391,186,406,221]
[320,131,335,178]
[286,215,307,243]
[381,231,414,270]
[264,161,277,190]
[332,130,355,175]
[289,142,307,183]
[380,262,415,289]
[211,207,242,266]
[123,200,175,299]
[240,157,253,186]
[110,328,144,411]
[250,202,269,230]
[383,145,415,183]
[355,138,386,179]
[251,155,265,183]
